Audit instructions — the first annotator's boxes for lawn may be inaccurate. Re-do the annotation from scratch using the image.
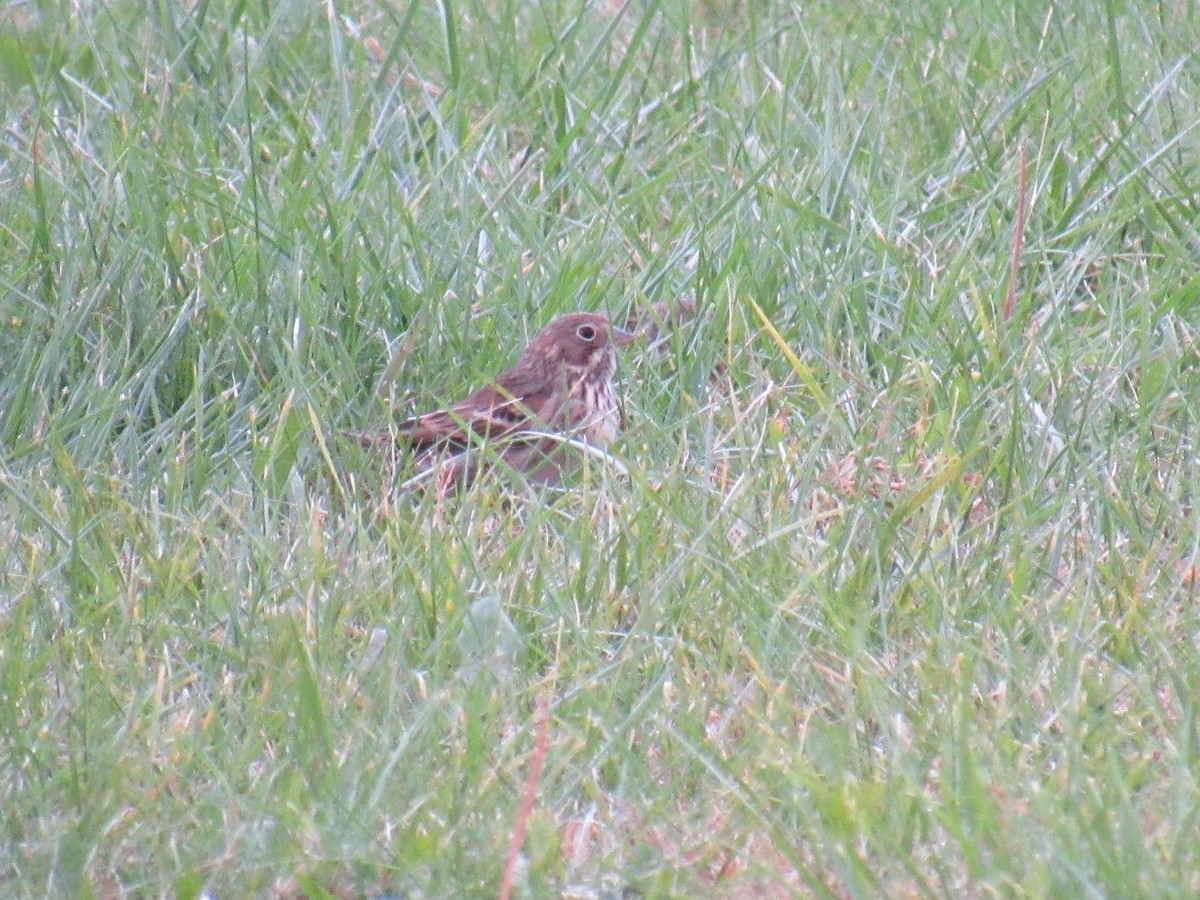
[2,0,1199,896]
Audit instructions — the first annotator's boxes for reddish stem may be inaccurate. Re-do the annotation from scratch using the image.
[498,693,551,900]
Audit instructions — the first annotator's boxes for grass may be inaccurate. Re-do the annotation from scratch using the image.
[2,0,1199,895]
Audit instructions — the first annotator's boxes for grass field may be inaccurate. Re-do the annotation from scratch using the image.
[3,0,1200,896]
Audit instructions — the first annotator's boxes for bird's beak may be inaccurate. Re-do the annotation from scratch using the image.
[612,325,637,347]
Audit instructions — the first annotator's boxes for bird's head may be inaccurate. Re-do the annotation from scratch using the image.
[526,312,636,373]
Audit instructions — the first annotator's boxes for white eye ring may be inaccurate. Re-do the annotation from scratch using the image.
[576,324,597,341]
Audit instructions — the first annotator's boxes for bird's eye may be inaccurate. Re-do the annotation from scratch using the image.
[576,324,597,341]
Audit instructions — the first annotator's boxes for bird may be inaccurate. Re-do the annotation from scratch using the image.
[367,312,636,490]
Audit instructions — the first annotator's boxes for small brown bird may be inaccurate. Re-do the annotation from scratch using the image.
[375,312,636,489]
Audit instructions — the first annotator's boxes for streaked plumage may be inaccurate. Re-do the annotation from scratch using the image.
[371,312,635,489]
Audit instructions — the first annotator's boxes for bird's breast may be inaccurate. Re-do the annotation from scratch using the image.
[570,378,620,448]
[583,406,620,447]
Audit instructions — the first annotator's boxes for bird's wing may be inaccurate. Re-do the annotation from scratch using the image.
[396,371,566,450]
